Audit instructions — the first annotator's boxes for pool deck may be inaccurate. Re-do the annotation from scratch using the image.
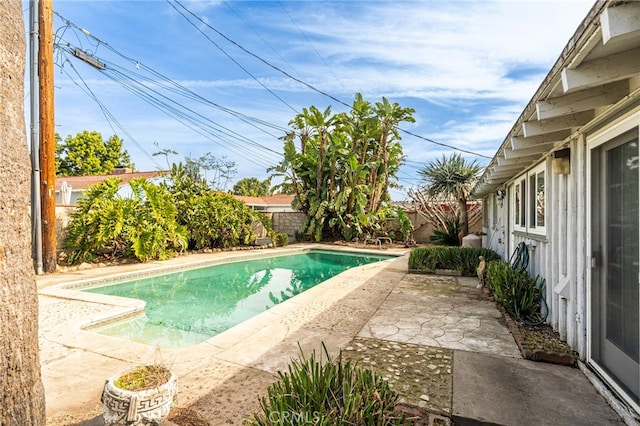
[37,244,624,425]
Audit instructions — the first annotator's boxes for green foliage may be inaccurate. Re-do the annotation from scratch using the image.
[64,163,267,263]
[163,164,263,249]
[395,208,414,241]
[247,344,405,426]
[486,260,546,319]
[232,177,273,196]
[252,210,274,235]
[430,217,461,246]
[187,192,257,249]
[270,93,415,242]
[126,179,187,261]
[273,233,289,247]
[419,153,481,237]
[56,131,134,176]
[64,178,186,264]
[408,246,501,276]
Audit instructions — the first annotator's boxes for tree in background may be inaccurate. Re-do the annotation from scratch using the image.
[56,130,134,176]
[152,142,178,169]
[417,153,481,239]
[271,93,415,241]
[0,1,46,422]
[185,153,236,191]
[232,177,272,197]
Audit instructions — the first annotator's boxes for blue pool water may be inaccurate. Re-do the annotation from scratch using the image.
[84,250,393,347]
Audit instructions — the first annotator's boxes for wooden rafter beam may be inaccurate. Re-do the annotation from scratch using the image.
[489,162,528,172]
[511,129,570,150]
[536,80,628,120]
[522,111,594,137]
[601,2,640,45]
[497,154,539,167]
[503,145,549,159]
[561,47,640,92]
[488,169,523,179]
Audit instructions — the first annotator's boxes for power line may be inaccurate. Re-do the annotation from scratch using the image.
[169,0,492,160]
[54,11,288,138]
[167,0,298,114]
[399,128,492,159]
[169,0,351,108]
[56,6,492,165]
[223,1,302,79]
[56,54,164,169]
[53,14,290,170]
[278,1,347,91]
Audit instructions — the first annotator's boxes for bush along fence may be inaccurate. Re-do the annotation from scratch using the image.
[408,246,501,276]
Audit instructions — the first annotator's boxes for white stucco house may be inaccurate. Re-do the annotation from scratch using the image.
[474,1,640,422]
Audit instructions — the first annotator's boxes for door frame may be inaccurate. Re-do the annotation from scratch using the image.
[586,111,640,412]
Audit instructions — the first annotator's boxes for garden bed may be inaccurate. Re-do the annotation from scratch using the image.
[497,304,578,366]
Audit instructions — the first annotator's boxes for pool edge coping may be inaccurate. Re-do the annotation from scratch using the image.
[38,245,408,363]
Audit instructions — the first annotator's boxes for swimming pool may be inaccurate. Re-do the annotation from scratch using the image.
[84,250,394,347]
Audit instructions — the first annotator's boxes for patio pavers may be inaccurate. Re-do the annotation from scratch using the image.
[358,275,522,358]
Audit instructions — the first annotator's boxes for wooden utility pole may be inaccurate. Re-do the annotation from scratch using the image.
[38,0,56,272]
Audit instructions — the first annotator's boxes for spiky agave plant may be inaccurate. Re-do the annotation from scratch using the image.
[247,344,408,425]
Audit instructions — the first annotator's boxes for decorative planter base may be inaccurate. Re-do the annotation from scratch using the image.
[101,370,178,426]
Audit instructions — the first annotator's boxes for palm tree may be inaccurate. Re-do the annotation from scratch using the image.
[419,153,481,239]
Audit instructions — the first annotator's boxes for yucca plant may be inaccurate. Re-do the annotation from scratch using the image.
[429,216,461,246]
[274,233,289,247]
[247,344,407,425]
[486,260,546,322]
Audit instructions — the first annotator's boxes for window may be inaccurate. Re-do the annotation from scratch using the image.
[512,163,546,235]
[536,172,545,227]
[514,182,521,225]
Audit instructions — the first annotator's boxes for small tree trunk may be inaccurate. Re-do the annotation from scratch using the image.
[459,197,469,241]
[0,1,46,424]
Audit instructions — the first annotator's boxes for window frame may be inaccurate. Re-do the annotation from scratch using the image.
[511,162,546,236]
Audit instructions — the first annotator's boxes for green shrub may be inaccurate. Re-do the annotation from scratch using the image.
[163,164,265,249]
[408,246,501,276]
[64,178,187,264]
[274,233,289,247]
[486,260,546,320]
[430,217,461,246]
[183,191,257,249]
[247,344,406,425]
[64,163,270,264]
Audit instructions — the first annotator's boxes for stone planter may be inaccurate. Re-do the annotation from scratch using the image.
[101,367,178,426]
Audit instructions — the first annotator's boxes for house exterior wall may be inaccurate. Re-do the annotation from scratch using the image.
[482,101,640,421]
[483,106,640,357]
[474,1,640,418]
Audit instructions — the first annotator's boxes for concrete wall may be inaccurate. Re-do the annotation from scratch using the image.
[55,205,76,253]
[405,209,483,244]
[53,207,309,251]
[270,211,307,238]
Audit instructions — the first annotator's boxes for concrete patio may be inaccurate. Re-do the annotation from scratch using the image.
[37,246,624,425]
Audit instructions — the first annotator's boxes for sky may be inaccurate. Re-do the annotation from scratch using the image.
[29,0,595,199]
